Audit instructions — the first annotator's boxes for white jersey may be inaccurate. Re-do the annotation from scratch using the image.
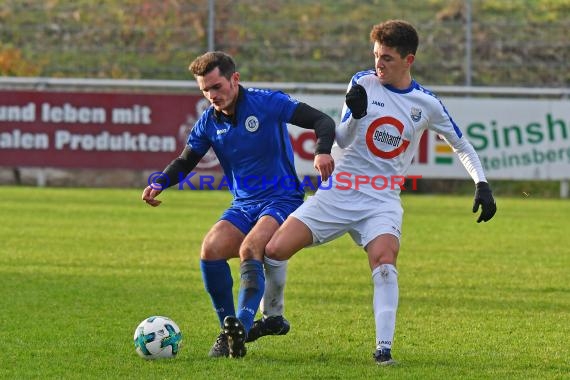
[328,70,486,203]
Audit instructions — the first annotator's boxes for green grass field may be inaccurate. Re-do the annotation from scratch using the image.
[1,186,568,379]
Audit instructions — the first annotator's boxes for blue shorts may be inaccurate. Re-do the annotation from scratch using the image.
[220,198,303,235]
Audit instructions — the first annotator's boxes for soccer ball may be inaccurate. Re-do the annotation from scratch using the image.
[133,316,183,359]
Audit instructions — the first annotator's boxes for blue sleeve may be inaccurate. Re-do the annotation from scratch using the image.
[186,113,211,156]
[271,91,300,123]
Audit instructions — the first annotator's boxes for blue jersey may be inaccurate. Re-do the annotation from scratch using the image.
[187,86,304,203]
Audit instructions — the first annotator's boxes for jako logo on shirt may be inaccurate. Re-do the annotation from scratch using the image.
[366,116,410,159]
[245,115,259,132]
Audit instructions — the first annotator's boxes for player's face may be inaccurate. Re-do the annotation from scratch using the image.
[373,41,414,89]
[196,67,240,115]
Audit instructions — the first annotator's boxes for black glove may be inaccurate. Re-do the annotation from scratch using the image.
[472,182,497,223]
[345,84,368,119]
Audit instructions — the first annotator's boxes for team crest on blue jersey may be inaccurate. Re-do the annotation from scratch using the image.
[410,107,422,122]
[245,115,260,132]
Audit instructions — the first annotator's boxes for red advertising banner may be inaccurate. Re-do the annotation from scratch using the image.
[0,90,221,170]
[0,89,321,173]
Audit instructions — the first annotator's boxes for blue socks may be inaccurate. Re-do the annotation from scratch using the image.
[237,259,265,333]
[201,258,265,334]
[200,259,235,328]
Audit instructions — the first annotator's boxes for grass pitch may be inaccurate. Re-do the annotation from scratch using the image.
[1,186,568,379]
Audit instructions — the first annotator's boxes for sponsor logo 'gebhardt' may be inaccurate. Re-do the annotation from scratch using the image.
[366,116,410,159]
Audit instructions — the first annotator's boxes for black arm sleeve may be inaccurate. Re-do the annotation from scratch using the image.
[155,146,203,189]
[289,102,335,155]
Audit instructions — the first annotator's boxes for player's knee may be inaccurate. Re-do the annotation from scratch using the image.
[369,252,397,270]
[200,243,217,260]
[201,240,237,260]
[366,234,399,269]
[265,239,287,261]
[239,242,263,261]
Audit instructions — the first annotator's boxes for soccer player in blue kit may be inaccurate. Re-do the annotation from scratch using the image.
[141,51,335,358]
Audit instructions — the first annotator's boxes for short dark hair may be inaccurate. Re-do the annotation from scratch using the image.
[370,20,419,58]
[189,51,236,79]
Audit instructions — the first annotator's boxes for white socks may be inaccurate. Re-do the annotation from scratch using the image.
[372,264,399,350]
[261,256,288,317]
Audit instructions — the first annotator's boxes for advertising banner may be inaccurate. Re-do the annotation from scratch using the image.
[293,94,570,180]
[2,90,569,180]
[425,98,570,180]
[0,90,203,170]
[0,90,324,173]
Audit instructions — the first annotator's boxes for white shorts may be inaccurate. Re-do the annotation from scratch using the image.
[291,188,403,248]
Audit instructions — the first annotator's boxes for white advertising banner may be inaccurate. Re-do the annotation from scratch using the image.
[291,94,570,180]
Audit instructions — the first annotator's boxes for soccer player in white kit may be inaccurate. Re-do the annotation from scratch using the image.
[266,20,497,365]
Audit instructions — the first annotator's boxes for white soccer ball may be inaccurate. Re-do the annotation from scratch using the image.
[133,316,183,360]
